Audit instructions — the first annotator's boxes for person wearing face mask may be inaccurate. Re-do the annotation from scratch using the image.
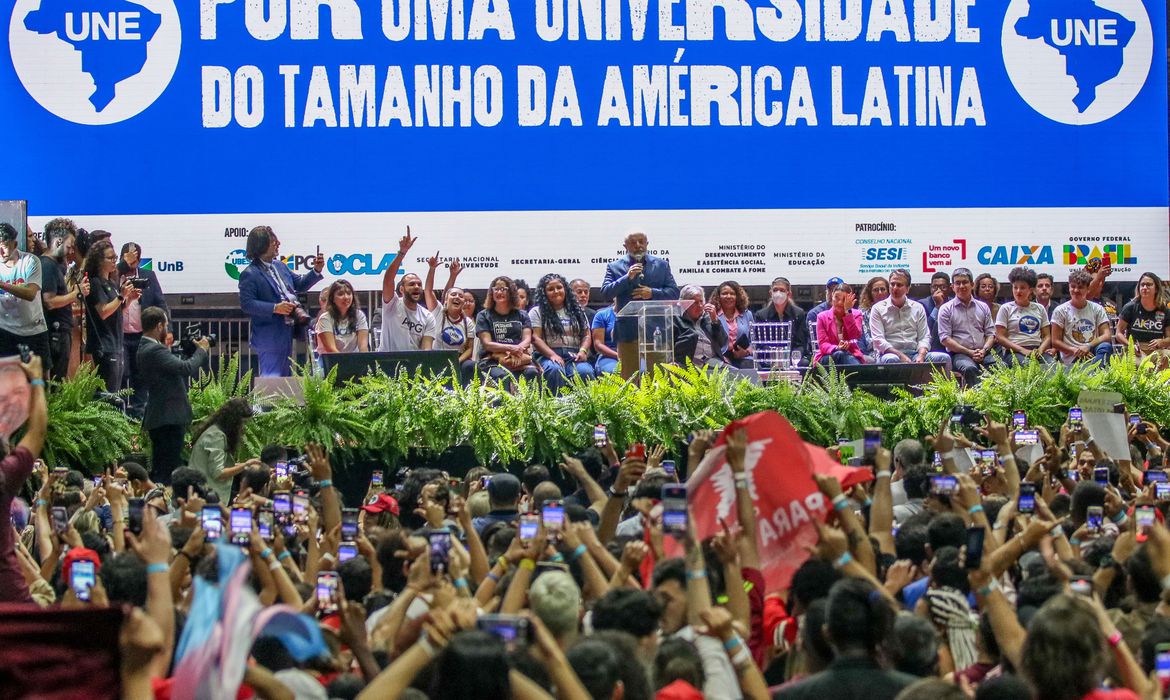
[756,277,809,363]
[601,230,679,379]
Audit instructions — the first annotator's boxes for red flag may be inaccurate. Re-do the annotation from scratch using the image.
[685,411,872,593]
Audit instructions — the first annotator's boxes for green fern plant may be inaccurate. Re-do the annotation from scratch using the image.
[38,364,136,472]
[251,363,370,461]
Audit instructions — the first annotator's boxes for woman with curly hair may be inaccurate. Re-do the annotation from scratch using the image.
[316,279,369,353]
[475,276,538,388]
[530,273,595,389]
[709,280,754,368]
[83,239,140,392]
[187,397,260,503]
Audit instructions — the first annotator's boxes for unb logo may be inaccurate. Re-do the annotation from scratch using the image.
[225,249,249,280]
[139,257,153,272]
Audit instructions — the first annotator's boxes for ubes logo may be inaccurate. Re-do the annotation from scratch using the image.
[9,0,181,125]
[224,249,249,281]
[1002,0,1153,125]
[977,245,1054,265]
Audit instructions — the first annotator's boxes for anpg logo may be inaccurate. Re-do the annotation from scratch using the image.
[9,0,181,125]
[224,249,249,281]
[1002,0,1153,124]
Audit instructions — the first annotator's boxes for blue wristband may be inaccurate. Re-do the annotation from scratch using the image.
[318,479,333,489]
[568,544,588,562]
[145,562,168,575]
[834,552,853,569]
[486,571,500,583]
[722,636,743,651]
[454,577,469,589]
[831,494,849,512]
[550,553,565,563]
[277,550,292,561]
[968,505,984,515]
[260,547,273,560]
[30,379,44,387]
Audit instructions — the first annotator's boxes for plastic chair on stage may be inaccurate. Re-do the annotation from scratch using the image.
[751,321,801,383]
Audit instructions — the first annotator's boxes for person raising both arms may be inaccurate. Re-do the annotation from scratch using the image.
[378,228,436,352]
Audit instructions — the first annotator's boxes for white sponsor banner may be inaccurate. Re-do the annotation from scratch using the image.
[30,207,1168,295]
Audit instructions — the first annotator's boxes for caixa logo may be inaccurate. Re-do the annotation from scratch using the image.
[977,245,1054,265]
[863,247,906,261]
[139,257,183,273]
[327,252,404,276]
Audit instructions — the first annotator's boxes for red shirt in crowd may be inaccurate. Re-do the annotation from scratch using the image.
[0,445,34,604]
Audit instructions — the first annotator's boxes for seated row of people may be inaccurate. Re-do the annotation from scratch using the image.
[311,230,1169,388]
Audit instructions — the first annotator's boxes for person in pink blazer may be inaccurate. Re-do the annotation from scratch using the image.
[814,283,867,366]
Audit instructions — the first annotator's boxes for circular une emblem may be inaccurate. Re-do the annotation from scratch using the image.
[225,249,249,281]
[1002,0,1153,125]
[9,0,180,125]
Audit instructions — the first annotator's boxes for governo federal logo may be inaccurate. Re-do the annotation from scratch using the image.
[9,0,181,125]
[1002,0,1153,125]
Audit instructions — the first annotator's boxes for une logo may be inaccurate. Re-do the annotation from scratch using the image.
[1001,0,1153,125]
[9,0,181,124]
[64,11,146,40]
[1049,18,1120,46]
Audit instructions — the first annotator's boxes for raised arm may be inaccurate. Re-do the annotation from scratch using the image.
[423,252,441,311]
[381,228,415,305]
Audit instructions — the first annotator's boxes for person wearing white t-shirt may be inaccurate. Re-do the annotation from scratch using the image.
[0,223,49,368]
[1050,269,1112,367]
[316,279,369,354]
[994,266,1053,366]
[427,286,476,383]
[378,229,436,352]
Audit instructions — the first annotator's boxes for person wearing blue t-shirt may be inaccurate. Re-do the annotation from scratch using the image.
[592,302,618,375]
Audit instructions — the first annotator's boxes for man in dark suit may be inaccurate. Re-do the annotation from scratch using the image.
[137,306,208,482]
[118,242,169,417]
[601,231,678,379]
[238,226,324,377]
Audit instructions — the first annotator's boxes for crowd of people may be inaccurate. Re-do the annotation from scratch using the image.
[6,340,1170,700]
[238,227,1170,385]
[4,221,1165,398]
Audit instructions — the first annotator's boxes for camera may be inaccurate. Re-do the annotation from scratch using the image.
[129,277,149,290]
[176,326,218,356]
[291,303,312,327]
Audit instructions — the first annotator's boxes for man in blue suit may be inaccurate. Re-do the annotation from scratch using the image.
[601,231,679,379]
[238,226,324,377]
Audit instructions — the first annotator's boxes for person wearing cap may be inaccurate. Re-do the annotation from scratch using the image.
[0,222,50,368]
[601,231,679,380]
[361,492,401,530]
[471,473,522,535]
[805,277,843,356]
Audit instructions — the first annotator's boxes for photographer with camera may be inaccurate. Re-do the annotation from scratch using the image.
[137,306,208,482]
[118,242,168,417]
[238,226,324,377]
